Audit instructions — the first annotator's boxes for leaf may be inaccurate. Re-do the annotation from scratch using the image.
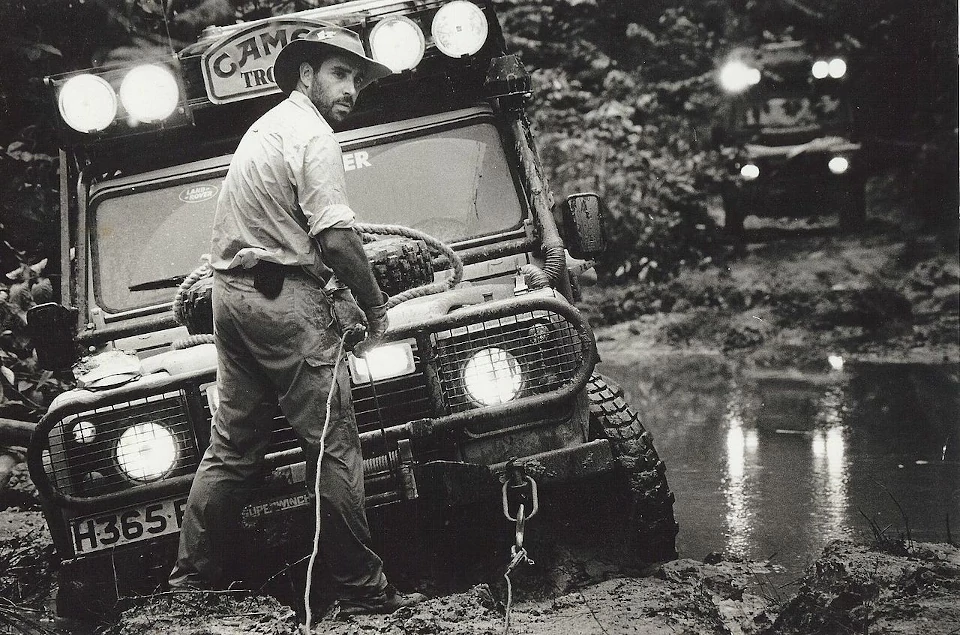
[1,366,13,385]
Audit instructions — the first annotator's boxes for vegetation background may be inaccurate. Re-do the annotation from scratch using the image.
[0,0,957,420]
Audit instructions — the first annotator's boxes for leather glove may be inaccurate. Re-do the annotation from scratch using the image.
[353,299,389,358]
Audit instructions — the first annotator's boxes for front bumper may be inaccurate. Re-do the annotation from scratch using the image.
[52,438,616,617]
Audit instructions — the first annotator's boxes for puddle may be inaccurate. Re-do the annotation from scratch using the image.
[598,353,960,590]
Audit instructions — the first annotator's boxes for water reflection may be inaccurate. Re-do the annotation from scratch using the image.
[721,381,852,559]
[810,386,849,544]
[598,354,959,584]
[722,396,758,558]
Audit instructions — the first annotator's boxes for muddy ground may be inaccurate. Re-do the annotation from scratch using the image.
[1,174,958,633]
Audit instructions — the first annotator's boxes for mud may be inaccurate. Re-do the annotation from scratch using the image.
[92,542,958,634]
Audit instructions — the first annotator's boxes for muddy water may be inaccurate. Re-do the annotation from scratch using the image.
[597,349,960,591]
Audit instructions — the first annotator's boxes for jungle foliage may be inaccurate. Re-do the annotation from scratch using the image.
[0,0,957,417]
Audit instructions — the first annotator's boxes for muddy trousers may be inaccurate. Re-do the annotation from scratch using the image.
[169,270,388,598]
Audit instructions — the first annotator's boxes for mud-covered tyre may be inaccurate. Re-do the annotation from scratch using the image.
[588,372,679,563]
[363,237,434,298]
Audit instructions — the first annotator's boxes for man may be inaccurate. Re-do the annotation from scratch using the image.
[168,26,425,615]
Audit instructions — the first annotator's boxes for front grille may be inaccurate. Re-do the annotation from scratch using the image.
[431,310,584,413]
[48,391,200,498]
[352,342,433,434]
[195,355,433,462]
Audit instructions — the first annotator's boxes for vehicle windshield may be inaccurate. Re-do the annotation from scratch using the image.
[91,118,525,314]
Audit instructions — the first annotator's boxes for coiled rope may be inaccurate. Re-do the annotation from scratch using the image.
[171,225,464,339]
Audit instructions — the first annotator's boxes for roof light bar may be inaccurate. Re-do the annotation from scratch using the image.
[49,57,191,142]
[718,60,761,93]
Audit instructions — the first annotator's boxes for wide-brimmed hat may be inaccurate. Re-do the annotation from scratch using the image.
[274,25,393,94]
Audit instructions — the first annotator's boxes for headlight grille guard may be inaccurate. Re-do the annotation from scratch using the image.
[353,295,598,453]
[28,370,213,512]
[29,296,598,511]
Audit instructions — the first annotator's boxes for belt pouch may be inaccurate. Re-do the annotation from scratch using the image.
[253,261,284,299]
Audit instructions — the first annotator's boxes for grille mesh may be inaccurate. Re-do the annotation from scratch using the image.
[50,391,200,497]
[352,342,432,435]
[431,310,583,413]
[196,354,433,462]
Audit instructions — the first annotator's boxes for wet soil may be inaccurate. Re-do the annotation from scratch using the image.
[1,174,958,633]
[54,540,958,634]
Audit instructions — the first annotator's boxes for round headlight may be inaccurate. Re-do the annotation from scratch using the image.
[462,347,522,406]
[58,74,118,133]
[116,422,178,482]
[432,0,489,58]
[811,60,830,79]
[119,64,180,124]
[828,156,850,174]
[72,420,97,444]
[740,163,760,180]
[370,16,425,72]
[718,61,760,93]
[828,58,847,79]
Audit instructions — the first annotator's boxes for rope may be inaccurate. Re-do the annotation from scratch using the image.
[302,336,348,635]
[171,334,215,349]
[172,259,213,327]
[503,569,515,634]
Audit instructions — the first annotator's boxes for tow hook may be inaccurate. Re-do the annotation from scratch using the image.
[500,458,538,633]
[501,458,539,523]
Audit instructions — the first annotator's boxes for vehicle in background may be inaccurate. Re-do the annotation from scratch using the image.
[714,40,866,236]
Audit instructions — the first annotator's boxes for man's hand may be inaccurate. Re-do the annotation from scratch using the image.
[353,302,388,358]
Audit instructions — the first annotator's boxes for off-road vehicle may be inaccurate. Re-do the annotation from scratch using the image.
[27,0,678,618]
[714,40,866,235]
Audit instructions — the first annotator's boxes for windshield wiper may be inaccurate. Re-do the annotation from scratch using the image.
[129,275,187,291]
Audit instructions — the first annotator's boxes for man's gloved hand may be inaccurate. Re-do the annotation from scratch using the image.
[353,300,389,358]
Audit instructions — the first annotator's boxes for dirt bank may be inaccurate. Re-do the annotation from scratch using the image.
[580,177,959,370]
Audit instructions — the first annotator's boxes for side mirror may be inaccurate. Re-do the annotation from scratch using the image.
[557,192,607,259]
[26,303,81,371]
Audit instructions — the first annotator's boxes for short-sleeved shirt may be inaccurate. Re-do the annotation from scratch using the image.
[210,91,355,271]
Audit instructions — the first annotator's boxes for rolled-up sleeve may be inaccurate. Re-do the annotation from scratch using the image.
[292,132,356,235]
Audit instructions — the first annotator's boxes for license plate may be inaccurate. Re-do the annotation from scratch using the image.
[70,497,188,555]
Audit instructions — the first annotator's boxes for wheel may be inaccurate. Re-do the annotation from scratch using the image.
[587,372,679,563]
[363,237,435,298]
